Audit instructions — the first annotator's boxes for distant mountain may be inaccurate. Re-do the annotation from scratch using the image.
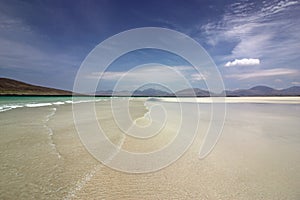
[0,78,72,95]
[95,90,113,96]
[133,88,174,96]
[226,86,277,96]
[279,86,300,96]
[83,85,300,97]
[163,85,300,97]
[226,85,300,96]
[175,88,210,97]
[96,88,174,96]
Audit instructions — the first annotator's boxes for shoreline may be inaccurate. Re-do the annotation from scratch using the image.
[1,94,300,97]
[1,96,299,113]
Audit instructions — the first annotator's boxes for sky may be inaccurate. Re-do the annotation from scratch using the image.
[0,0,299,91]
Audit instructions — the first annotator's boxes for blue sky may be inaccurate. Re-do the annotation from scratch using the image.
[0,0,299,91]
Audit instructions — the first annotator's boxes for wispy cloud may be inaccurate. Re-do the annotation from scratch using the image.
[199,0,300,89]
[262,0,299,15]
[226,68,298,80]
[202,0,300,63]
[190,73,206,81]
[87,65,207,90]
[88,65,202,80]
[291,81,300,85]
[225,58,260,67]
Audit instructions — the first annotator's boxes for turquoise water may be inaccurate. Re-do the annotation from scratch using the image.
[0,96,110,112]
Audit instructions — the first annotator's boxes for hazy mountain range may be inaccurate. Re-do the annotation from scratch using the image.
[96,85,300,97]
[1,78,300,96]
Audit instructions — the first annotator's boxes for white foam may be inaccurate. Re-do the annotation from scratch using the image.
[43,107,61,159]
[0,107,12,112]
[72,100,99,104]
[53,101,65,105]
[0,105,24,112]
[9,105,24,109]
[26,103,53,107]
[0,97,108,113]
[63,127,126,200]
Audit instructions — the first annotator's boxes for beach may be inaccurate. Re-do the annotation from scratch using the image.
[0,97,299,199]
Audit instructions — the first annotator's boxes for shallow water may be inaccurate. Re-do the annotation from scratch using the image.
[0,97,299,199]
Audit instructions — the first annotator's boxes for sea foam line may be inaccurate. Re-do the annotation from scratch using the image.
[63,99,150,199]
[44,107,62,159]
[63,135,126,200]
[63,98,152,199]
[0,99,107,113]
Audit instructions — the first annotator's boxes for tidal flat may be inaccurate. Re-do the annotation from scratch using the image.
[0,97,299,199]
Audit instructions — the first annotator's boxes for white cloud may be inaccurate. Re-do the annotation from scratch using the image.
[225,58,260,67]
[226,68,298,79]
[291,81,300,85]
[172,66,194,71]
[274,79,283,83]
[190,73,206,81]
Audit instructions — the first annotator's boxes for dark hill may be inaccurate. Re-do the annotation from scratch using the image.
[0,78,72,95]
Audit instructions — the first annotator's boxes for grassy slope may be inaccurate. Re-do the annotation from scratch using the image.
[0,78,72,95]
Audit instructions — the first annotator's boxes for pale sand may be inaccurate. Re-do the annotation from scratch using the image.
[158,96,300,104]
[0,98,299,199]
[73,99,300,199]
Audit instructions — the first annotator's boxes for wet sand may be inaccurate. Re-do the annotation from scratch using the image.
[0,97,299,199]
